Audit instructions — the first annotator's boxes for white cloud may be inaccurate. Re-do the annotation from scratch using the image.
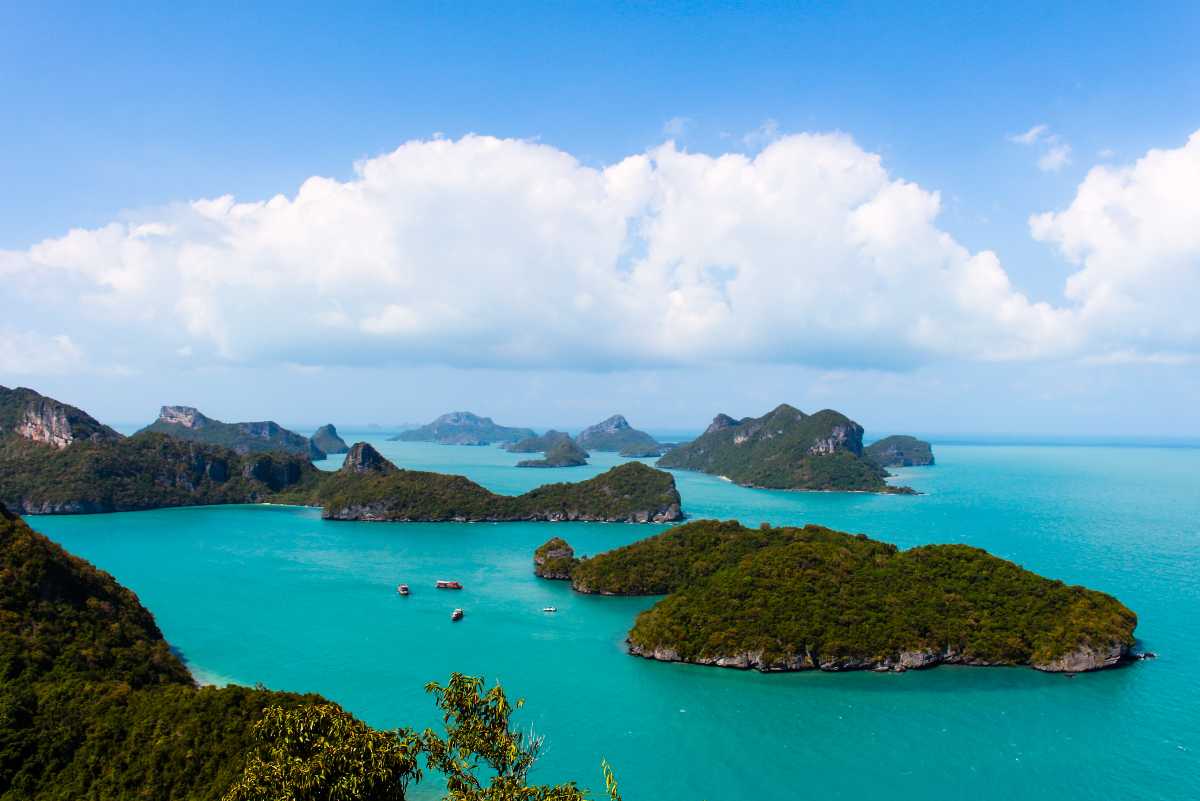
[1038,142,1072,172]
[742,119,781,149]
[662,116,691,137]
[1009,124,1049,145]
[0,330,83,375]
[1031,130,1200,363]
[2,129,1197,376]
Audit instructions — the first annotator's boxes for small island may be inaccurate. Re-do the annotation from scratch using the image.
[517,439,589,468]
[533,537,578,579]
[506,430,573,453]
[548,519,1138,673]
[657,404,912,493]
[865,435,934,467]
[292,443,682,523]
[576,414,661,454]
[311,423,350,455]
[390,411,535,446]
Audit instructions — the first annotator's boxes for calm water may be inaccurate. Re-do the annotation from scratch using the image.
[29,439,1200,800]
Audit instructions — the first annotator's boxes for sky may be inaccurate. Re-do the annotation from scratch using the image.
[2,2,1199,437]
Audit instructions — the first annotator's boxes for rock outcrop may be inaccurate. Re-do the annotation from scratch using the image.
[140,406,324,460]
[311,424,350,455]
[0,385,122,449]
[340,442,397,475]
[534,537,578,579]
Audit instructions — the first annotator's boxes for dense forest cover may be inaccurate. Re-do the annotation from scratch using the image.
[657,404,910,493]
[575,415,660,453]
[578,520,1137,672]
[864,435,935,467]
[517,438,590,468]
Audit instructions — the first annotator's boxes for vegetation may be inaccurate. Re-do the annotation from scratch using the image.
[0,432,322,514]
[864,435,935,467]
[575,415,659,453]
[518,439,590,468]
[575,519,1137,671]
[311,423,351,455]
[657,404,912,493]
[0,503,624,799]
[391,412,535,445]
[291,446,682,522]
[140,405,322,459]
[534,537,578,579]
[0,385,122,446]
[506,430,574,453]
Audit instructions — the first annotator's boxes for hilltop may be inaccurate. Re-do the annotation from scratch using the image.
[865,435,935,467]
[517,438,590,468]
[139,405,325,460]
[576,414,661,454]
[391,411,535,445]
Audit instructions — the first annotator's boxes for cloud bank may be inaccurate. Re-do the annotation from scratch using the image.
[2,130,1197,375]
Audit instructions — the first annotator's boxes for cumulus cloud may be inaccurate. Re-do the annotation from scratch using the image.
[1037,142,1072,172]
[1031,130,1200,363]
[2,129,1196,375]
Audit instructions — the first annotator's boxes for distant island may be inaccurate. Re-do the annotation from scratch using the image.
[657,404,912,493]
[311,423,350,455]
[293,443,681,522]
[390,411,535,445]
[540,520,1138,673]
[576,415,663,455]
[506,430,574,453]
[865,435,935,467]
[140,405,326,460]
[516,438,589,468]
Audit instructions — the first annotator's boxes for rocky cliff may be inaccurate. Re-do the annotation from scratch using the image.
[533,537,578,579]
[0,385,122,450]
[140,406,324,460]
[311,424,351,456]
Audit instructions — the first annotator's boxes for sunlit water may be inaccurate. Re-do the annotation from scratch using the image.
[30,438,1200,800]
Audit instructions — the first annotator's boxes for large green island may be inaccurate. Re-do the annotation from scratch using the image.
[540,520,1138,673]
[657,404,915,493]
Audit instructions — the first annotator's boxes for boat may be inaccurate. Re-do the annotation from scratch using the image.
[542,606,557,613]
[451,608,464,621]
[397,584,410,596]
[436,580,463,589]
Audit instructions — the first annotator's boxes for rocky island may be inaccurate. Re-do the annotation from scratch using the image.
[533,537,579,579]
[576,414,663,455]
[311,423,350,455]
[517,438,590,468]
[557,520,1137,673]
[391,411,535,446]
[865,435,935,467]
[506,430,573,453]
[657,404,911,493]
[140,405,326,460]
[289,442,682,522]
[0,387,320,514]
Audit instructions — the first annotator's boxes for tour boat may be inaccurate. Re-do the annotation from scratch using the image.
[436,580,463,589]
[397,584,410,596]
[451,608,464,621]
[542,606,557,613]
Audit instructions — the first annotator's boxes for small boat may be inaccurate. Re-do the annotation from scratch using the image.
[451,608,464,621]
[436,580,463,590]
[542,606,557,613]
[397,584,410,596]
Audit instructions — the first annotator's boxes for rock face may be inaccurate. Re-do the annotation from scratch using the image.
[864,435,935,467]
[311,424,350,455]
[575,415,660,454]
[517,439,589,468]
[533,537,578,579]
[391,411,535,445]
[0,385,122,450]
[340,442,397,475]
[657,404,909,493]
[140,406,324,460]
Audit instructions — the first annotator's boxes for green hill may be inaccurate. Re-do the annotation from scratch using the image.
[575,415,660,453]
[865,435,935,467]
[140,406,324,460]
[391,411,534,445]
[517,438,590,468]
[311,423,350,455]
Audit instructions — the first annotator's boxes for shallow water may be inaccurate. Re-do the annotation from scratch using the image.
[30,439,1200,800]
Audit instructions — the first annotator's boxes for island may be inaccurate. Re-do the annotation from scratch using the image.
[555,519,1137,673]
[865,435,935,467]
[0,387,320,514]
[516,439,590,468]
[291,443,682,522]
[533,536,579,579]
[576,414,662,454]
[390,411,535,445]
[656,404,912,493]
[311,423,350,455]
[139,405,326,460]
[505,430,573,453]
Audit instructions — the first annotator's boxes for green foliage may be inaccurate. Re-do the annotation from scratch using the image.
[392,412,535,445]
[575,416,659,454]
[533,537,578,579]
[0,385,122,445]
[657,404,909,493]
[864,435,935,467]
[505,431,574,454]
[517,439,589,468]
[614,520,1137,669]
[139,409,317,458]
[312,424,351,455]
[223,704,421,801]
[413,674,586,801]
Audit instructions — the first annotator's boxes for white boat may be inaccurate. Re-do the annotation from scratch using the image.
[451,608,464,621]
[542,606,557,613]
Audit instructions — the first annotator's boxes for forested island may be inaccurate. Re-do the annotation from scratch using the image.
[390,411,534,445]
[865,435,935,467]
[539,520,1138,673]
[140,405,326,460]
[516,438,590,468]
[657,404,913,493]
[576,414,662,455]
[310,423,350,455]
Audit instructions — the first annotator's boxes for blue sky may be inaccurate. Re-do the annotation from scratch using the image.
[3,2,1199,436]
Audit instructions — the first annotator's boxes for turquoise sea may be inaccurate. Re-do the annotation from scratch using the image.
[28,438,1200,800]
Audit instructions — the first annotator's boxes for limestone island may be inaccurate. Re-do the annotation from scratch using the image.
[516,438,590,468]
[533,537,579,579]
[283,442,682,523]
[576,414,666,456]
[506,430,574,453]
[657,404,913,493]
[140,405,327,460]
[390,411,534,446]
[311,423,350,455]
[537,520,1138,673]
[865,435,935,467]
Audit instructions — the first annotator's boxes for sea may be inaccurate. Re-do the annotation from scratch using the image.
[28,435,1200,800]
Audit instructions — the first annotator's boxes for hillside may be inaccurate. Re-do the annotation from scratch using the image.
[576,415,660,453]
[570,519,1137,673]
[0,385,122,449]
[517,438,590,468]
[506,429,574,453]
[311,423,350,455]
[865,435,935,467]
[140,405,324,460]
[657,404,909,493]
[391,411,535,445]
